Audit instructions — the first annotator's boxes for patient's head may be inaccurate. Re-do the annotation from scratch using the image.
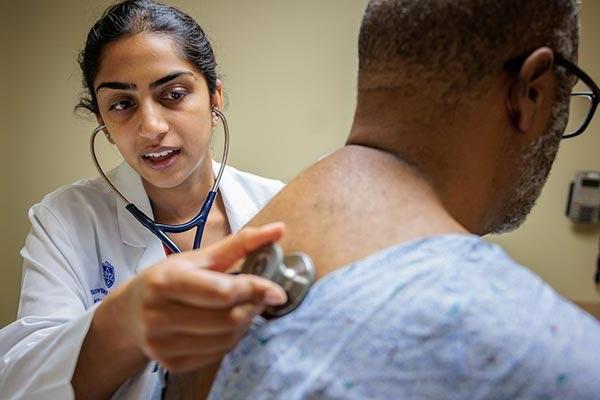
[352,0,580,234]
[357,0,578,104]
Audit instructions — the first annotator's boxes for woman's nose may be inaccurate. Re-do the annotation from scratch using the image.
[138,101,169,140]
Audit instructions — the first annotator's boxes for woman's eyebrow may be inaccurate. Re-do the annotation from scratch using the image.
[96,81,136,92]
[149,71,194,89]
[95,71,194,93]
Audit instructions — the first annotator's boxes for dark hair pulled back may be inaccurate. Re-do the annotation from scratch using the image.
[76,0,218,115]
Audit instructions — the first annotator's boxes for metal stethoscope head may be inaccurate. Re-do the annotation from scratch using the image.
[89,107,229,253]
[240,243,316,319]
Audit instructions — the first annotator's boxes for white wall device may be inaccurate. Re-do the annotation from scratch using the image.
[566,171,600,224]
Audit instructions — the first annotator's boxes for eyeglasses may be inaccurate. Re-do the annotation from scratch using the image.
[505,52,599,139]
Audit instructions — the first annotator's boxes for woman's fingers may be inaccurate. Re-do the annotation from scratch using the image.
[125,223,288,367]
[142,301,265,337]
[150,268,287,309]
[176,222,286,272]
[148,223,288,310]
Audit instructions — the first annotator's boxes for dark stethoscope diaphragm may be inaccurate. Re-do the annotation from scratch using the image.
[240,243,315,319]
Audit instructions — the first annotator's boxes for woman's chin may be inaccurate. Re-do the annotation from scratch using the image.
[139,168,188,191]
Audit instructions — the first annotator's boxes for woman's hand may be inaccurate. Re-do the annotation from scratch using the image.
[114,222,287,371]
[73,222,287,399]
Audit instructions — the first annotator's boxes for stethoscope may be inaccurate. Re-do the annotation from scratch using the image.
[90,108,315,393]
[90,108,315,312]
[90,108,229,254]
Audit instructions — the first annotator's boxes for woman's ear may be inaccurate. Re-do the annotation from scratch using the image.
[211,79,224,111]
[211,79,224,127]
[96,114,114,144]
[506,47,555,135]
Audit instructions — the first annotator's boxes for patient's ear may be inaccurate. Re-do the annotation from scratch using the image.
[506,47,555,135]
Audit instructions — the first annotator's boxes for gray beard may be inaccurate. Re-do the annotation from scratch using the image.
[489,85,569,234]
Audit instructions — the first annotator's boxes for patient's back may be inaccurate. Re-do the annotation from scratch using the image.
[209,234,600,400]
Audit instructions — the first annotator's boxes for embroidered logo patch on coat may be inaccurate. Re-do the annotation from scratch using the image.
[101,261,116,288]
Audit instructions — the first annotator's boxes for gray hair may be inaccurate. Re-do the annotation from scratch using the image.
[358,0,580,104]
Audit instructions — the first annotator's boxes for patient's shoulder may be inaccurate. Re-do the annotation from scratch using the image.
[211,235,600,399]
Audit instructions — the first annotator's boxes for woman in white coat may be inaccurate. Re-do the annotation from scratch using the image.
[0,1,287,398]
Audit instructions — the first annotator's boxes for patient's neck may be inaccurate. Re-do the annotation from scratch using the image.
[249,145,467,280]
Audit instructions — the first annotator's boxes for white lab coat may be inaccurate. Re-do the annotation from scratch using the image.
[0,161,284,399]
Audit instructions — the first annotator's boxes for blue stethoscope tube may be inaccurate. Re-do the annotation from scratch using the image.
[90,108,230,253]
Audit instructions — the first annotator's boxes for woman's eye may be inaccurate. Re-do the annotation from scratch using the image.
[162,89,188,102]
[109,99,134,111]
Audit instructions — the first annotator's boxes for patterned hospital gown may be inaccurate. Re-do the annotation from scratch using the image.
[208,234,600,399]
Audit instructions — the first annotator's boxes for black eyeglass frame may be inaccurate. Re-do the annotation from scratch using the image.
[505,52,600,139]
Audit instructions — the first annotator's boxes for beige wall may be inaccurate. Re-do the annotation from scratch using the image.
[1,1,599,327]
[1,1,8,200]
[0,0,367,327]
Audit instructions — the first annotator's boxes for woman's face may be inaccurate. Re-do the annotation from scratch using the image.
[94,32,222,190]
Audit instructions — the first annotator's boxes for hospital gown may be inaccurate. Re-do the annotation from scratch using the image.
[208,234,600,399]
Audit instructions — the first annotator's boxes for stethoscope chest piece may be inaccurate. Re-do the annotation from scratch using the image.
[240,243,315,319]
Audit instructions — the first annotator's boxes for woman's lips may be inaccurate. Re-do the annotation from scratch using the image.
[142,148,181,170]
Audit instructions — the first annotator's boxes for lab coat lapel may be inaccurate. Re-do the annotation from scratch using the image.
[113,163,165,272]
[110,161,254,275]
[214,161,259,233]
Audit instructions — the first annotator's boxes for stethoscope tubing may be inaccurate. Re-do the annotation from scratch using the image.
[90,108,230,253]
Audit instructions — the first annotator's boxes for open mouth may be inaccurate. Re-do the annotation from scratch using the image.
[142,148,181,170]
